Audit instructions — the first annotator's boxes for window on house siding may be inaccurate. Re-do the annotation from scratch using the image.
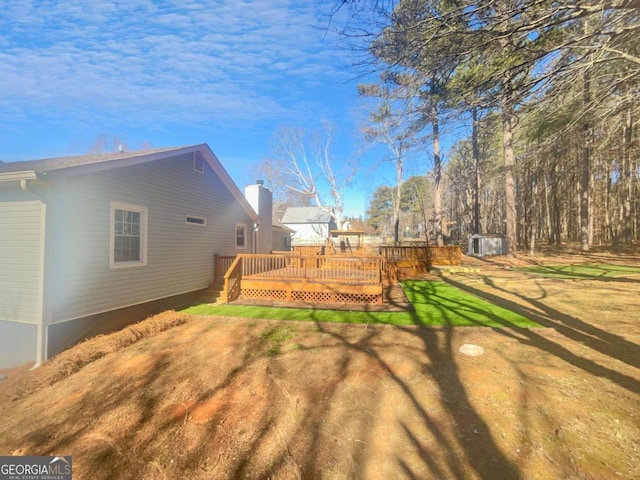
[236,223,247,249]
[186,215,207,226]
[111,202,148,268]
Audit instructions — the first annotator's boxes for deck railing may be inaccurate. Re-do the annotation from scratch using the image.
[238,253,382,284]
[214,254,237,281]
[222,256,243,303]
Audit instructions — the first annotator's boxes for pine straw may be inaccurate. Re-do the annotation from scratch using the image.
[10,311,193,400]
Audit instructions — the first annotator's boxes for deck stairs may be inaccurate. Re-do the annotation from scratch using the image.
[197,280,226,305]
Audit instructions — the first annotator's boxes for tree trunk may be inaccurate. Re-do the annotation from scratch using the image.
[394,159,403,246]
[543,168,552,244]
[605,159,613,244]
[472,106,481,235]
[394,217,400,246]
[580,68,591,252]
[622,109,633,244]
[551,157,562,245]
[549,155,562,245]
[529,168,538,256]
[501,87,517,257]
[529,179,538,256]
[433,102,444,246]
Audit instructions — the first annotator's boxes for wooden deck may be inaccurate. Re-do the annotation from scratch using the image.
[215,246,462,307]
[221,254,384,305]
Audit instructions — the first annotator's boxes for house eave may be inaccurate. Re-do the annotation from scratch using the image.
[0,171,38,182]
[200,147,260,223]
[39,145,206,179]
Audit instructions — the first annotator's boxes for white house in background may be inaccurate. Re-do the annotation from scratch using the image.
[272,222,295,251]
[281,206,336,244]
[0,144,269,369]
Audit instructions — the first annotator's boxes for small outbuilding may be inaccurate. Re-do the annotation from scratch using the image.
[468,233,507,257]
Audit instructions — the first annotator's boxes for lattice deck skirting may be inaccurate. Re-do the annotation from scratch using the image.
[239,278,383,305]
[240,288,381,304]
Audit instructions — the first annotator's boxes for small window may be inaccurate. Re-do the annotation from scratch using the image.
[110,202,148,268]
[236,223,247,249]
[186,215,207,226]
[193,151,204,174]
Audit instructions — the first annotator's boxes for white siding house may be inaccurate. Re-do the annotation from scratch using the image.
[281,207,336,244]
[0,144,259,368]
[272,223,295,251]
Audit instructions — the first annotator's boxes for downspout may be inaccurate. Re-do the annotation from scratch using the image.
[253,222,258,254]
[20,179,48,368]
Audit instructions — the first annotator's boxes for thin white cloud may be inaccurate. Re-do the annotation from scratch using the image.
[0,0,355,135]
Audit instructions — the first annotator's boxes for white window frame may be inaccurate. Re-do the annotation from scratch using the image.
[185,215,207,226]
[193,151,204,174]
[235,223,248,249]
[110,201,148,268]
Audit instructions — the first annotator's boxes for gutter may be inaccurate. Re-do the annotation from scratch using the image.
[0,171,38,182]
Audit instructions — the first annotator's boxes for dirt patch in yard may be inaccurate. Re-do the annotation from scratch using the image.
[0,247,638,479]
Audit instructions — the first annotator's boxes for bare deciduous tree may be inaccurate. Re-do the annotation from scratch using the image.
[273,122,357,230]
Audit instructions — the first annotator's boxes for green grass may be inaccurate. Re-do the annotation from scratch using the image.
[517,263,640,279]
[260,325,295,356]
[182,280,540,328]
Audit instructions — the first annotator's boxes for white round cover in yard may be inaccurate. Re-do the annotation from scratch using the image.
[459,343,485,357]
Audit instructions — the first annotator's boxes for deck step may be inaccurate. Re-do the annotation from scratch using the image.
[197,282,225,304]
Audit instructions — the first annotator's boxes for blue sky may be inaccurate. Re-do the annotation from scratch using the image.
[0,0,405,217]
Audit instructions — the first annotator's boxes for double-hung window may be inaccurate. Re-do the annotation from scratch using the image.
[236,223,247,249]
[110,202,148,268]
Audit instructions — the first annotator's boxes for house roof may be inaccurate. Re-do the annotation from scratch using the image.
[0,146,185,175]
[0,144,259,222]
[281,206,332,224]
[273,222,295,233]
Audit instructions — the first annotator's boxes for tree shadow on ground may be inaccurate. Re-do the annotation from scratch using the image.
[3,267,638,478]
[304,291,525,479]
[441,274,640,392]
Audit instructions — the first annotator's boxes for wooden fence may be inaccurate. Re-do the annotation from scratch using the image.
[292,245,325,256]
[379,245,461,284]
[379,246,429,262]
[427,246,462,266]
[379,245,461,266]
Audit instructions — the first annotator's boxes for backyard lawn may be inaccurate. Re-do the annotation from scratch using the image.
[517,263,640,279]
[1,250,638,479]
[183,280,541,328]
